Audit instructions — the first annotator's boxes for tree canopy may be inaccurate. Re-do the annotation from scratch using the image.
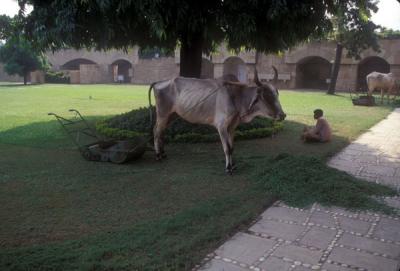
[325,0,380,94]
[21,0,335,77]
[0,37,46,84]
[0,15,46,84]
[19,0,383,78]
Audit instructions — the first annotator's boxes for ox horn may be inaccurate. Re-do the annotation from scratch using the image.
[272,66,278,84]
[254,68,262,87]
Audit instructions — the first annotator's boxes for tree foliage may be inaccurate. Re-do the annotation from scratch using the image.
[0,16,46,84]
[328,0,380,59]
[325,0,381,94]
[0,36,46,84]
[20,0,336,77]
[377,27,400,40]
[0,15,14,41]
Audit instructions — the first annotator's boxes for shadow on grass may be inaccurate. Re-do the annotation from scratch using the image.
[0,117,398,271]
[0,116,110,149]
[0,83,30,88]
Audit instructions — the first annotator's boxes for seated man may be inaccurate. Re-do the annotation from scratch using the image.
[302,109,332,143]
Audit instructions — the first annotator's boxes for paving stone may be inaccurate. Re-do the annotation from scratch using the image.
[355,174,377,182]
[199,259,247,271]
[377,175,400,188]
[249,219,306,241]
[328,159,362,171]
[328,246,399,271]
[328,164,361,176]
[300,227,336,250]
[378,157,400,168]
[345,143,373,152]
[309,210,336,227]
[273,244,323,265]
[215,232,276,265]
[333,154,355,162]
[395,168,400,178]
[384,197,400,209]
[338,233,400,258]
[293,266,313,271]
[362,165,396,177]
[354,154,378,164]
[373,217,400,242]
[321,262,357,271]
[336,216,371,235]
[340,149,362,156]
[258,256,292,271]
[261,206,309,224]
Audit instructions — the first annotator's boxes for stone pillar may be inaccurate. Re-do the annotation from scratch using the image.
[213,64,224,79]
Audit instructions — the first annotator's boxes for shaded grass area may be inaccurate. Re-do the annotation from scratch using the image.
[0,188,271,271]
[1,153,397,270]
[252,154,397,213]
[0,84,397,270]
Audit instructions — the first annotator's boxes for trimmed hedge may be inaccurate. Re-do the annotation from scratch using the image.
[96,107,283,143]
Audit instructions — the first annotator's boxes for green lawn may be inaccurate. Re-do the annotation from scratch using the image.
[0,84,396,270]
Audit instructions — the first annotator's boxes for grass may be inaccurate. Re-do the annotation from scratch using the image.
[252,154,396,213]
[0,84,397,270]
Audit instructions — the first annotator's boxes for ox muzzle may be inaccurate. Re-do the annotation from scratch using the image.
[275,112,286,121]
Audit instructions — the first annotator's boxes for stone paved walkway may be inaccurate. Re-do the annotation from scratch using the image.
[198,109,400,271]
[328,108,400,191]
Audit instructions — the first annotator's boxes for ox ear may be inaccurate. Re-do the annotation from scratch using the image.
[248,88,262,110]
[254,68,262,87]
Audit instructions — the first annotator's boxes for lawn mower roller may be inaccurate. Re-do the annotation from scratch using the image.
[48,109,148,164]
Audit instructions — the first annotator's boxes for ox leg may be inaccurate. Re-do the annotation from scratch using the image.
[217,127,234,174]
[227,122,239,171]
[153,117,169,160]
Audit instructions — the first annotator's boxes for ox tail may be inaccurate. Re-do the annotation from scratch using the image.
[148,82,157,134]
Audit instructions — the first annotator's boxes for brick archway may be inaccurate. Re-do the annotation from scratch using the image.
[111,59,133,83]
[296,56,331,90]
[61,58,97,70]
[356,56,390,92]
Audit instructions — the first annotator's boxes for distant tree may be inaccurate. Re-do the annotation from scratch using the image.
[326,1,380,94]
[0,37,46,84]
[0,15,13,41]
[21,0,337,78]
[377,27,400,39]
[0,14,46,84]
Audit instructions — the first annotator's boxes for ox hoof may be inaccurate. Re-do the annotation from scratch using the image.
[225,168,233,175]
[225,164,236,175]
[155,152,167,161]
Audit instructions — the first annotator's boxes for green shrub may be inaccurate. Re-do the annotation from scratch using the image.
[96,107,283,143]
[45,71,70,84]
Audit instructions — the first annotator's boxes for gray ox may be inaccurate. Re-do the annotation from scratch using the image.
[148,67,286,174]
[366,72,398,104]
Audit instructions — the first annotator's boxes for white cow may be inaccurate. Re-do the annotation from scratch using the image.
[149,67,286,174]
[366,72,398,104]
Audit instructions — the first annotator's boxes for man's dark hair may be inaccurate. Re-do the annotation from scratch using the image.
[314,109,323,116]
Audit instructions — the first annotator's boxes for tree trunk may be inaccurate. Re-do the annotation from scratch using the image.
[23,72,28,85]
[179,31,203,78]
[327,43,343,95]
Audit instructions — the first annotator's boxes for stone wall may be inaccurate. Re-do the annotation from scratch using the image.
[30,71,45,84]
[0,64,23,82]
[79,64,111,84]
[40,39,400,90]
[132,57,179,84]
